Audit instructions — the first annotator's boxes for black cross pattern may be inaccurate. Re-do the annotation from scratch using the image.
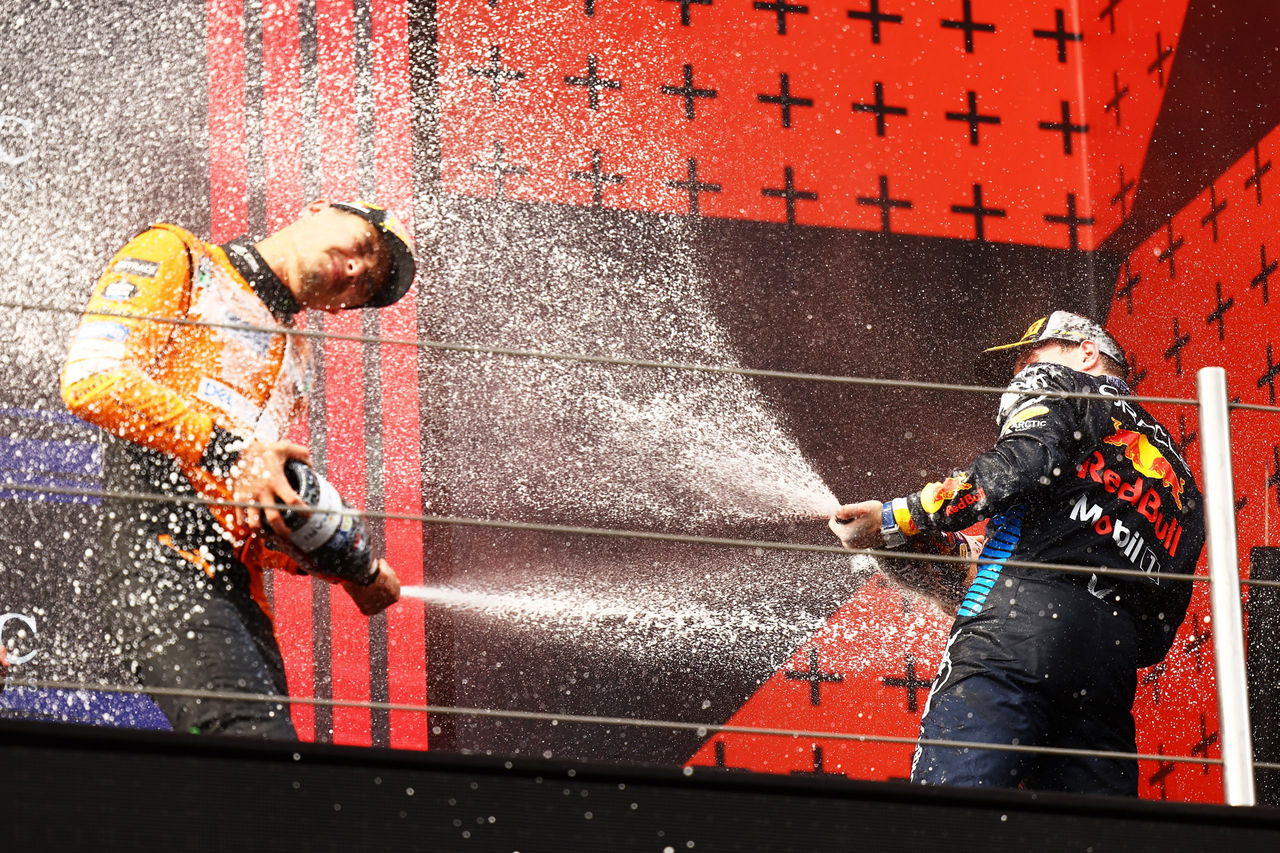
[1103,71,1129,127]
[1156,218,1184,280]
[1260,345,1280,405]
[569,149,625,206]
[1129,356,1148,390]
[564,54,621,110]
[758,72,814,128]
[1236,494,1249,511]
[1148,32,1175,88]
[1111,163,1137,219]
[1163,316,1191,376]
[713,739,751,771]
[1183,613,1212,672]
[666,158,722,215]
[1141,661,1165,704]
[1245,144,1271,205]
[1206,281,1234,341]
[808,744,836,775]
[470,140,530,198]
[1269,446,1280,507]
[754,0,809,35]
[1148,745,1176,800]
[941,0,996,53]
[1175,412,1198,457]
[790,744,846,777]
[661,64,717,121]
[468,45,526,102]
[762,165,819,225]
[1044,192,1094,251]
[664,0,712,26]
[1200,184,1228,242]
[1115,257,1141,314]
[951,182,1006,241]
[851,81,908,136]
[1038,100,1088,155]
[1253,244,1277,304]
[785,647,844,706]
[882,654,933,713]
[1033,8,1083,63]
[858,174,913,233]
[945,90,1001,145]
[1098,0,1122,34]
[1190,714,1219,775]
[847,0,904,44]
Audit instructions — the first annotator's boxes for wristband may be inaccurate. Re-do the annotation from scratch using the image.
[880,503,906,549]
[891,496,920,536]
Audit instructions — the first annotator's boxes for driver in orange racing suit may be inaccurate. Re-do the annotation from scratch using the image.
[61,201,413,738]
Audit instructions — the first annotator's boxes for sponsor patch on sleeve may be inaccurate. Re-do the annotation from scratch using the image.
[66,339,126,362]
[67,324,130,366]
[62,357,123,385]
[1000,404,1050,436]
[101,278,139,301]
[74,321,130,343]
[112,257,160,278]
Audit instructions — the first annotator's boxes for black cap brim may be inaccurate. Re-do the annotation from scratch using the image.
[365,239,415,308]
[330,201,417,308]
[973,344,1030,385]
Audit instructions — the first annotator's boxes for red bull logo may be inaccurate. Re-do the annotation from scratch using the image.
[920,474,972,514]
[1102,419,1185,509]
[1075,452,1186,558]
[944,487,985,517]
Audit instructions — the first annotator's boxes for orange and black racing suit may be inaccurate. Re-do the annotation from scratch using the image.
[882,362,1205,794]
[61,225,310,737]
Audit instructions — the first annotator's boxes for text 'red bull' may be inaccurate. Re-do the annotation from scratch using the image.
[921,475,971,515]
[1076,451,1185,558]
[1102,419,1185,509]
[945,487,985,517]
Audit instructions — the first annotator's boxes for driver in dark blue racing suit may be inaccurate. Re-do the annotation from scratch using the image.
[829,311,1205,795]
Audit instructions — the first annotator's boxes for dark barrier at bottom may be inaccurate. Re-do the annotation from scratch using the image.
[1249,547,1280,806]
[5,719,1280,852]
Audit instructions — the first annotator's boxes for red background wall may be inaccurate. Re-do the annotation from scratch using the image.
[204,0,1280,803]
[207,0,426,750]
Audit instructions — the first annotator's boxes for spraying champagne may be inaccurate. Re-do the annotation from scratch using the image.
[278,460,378,586]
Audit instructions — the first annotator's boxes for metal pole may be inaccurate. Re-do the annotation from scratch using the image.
[1197,366,1256,805]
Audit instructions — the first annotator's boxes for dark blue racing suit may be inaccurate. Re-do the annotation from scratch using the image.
[885,363,1204,794]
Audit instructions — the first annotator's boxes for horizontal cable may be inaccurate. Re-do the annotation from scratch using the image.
[0,479,1245,588]
[15,299,1204,407]
[1,677,1220,769]
[1226,401,1280,414]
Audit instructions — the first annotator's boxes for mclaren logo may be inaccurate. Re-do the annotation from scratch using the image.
[0,612,40,665]
[0,115,38,195]
[0,115,36,167]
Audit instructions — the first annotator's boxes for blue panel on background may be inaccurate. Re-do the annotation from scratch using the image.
[0,436,101,476]
[0,408,103,503]
[0,687,171,731]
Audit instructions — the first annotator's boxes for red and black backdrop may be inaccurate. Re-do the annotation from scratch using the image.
[3,0,1280,805]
